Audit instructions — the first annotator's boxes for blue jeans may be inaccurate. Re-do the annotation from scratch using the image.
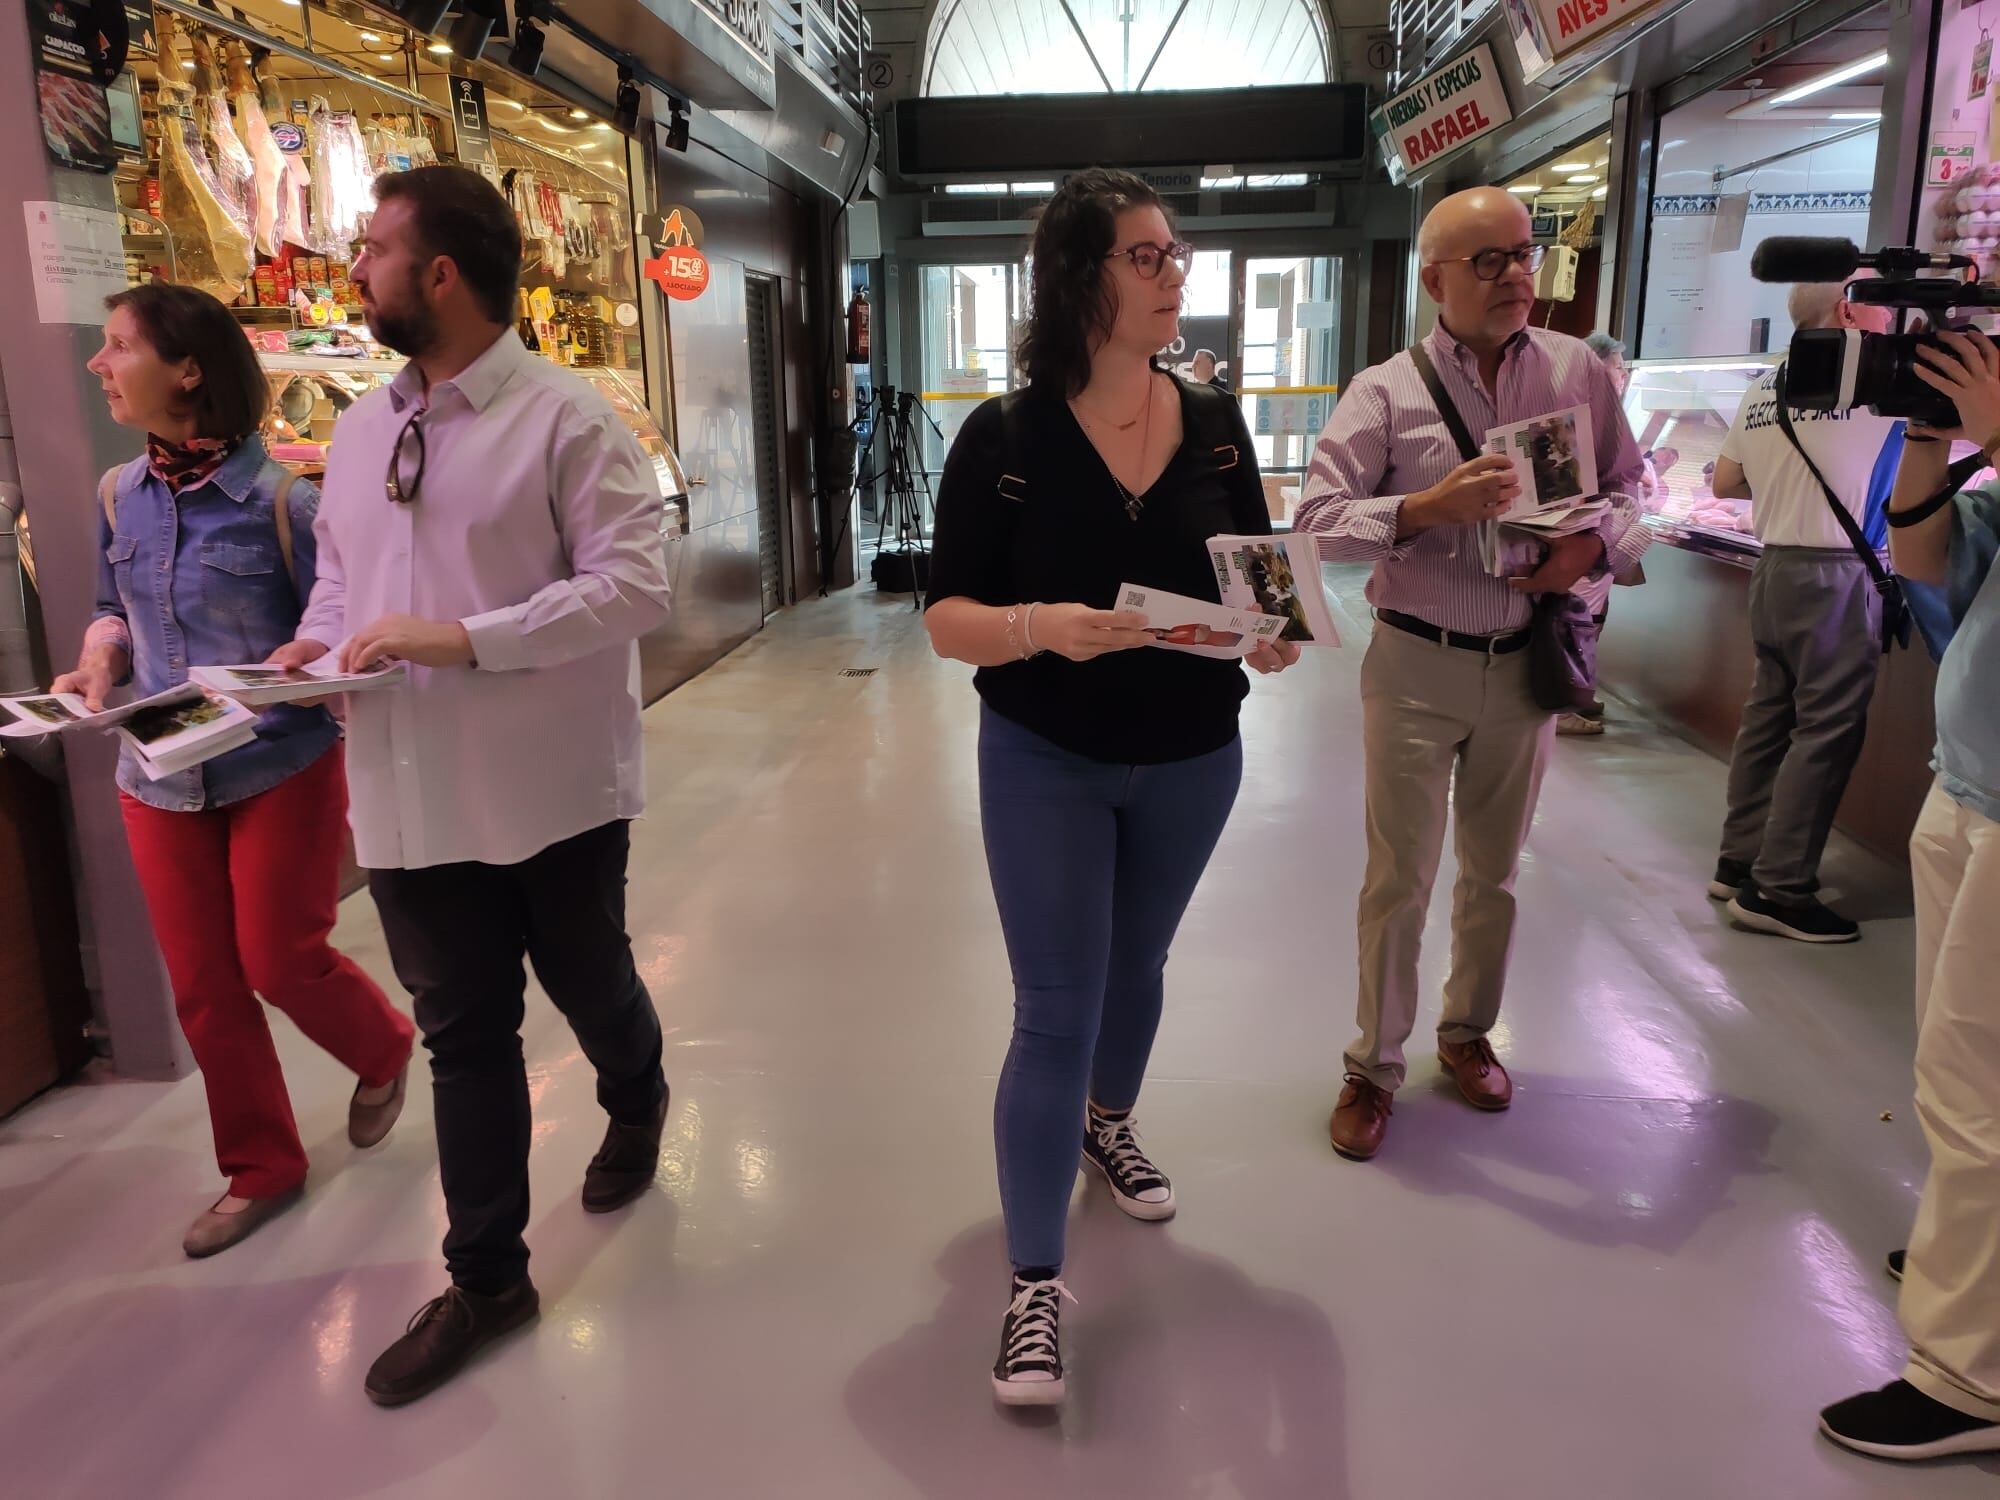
[979,705,1243,1272]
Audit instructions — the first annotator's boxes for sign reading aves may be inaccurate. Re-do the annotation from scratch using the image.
[643,207,711,302]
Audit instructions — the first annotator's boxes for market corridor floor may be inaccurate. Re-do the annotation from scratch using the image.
[1,579,1989,1499]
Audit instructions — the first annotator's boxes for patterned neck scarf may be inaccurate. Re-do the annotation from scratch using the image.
[145,434,239,492]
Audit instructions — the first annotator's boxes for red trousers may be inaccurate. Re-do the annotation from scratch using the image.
[121,746,415,1199]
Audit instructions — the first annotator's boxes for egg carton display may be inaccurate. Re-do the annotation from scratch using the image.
[1933,164,2000,278]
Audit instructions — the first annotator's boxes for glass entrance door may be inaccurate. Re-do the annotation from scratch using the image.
[1238,256,1343,487]
[918,261,1028,472]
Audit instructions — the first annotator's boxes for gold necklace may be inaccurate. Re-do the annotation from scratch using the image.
[1070,379,1150,432]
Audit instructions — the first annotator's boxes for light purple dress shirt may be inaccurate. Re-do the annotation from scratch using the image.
[298,330,672,870]
[1296,321,1651,635]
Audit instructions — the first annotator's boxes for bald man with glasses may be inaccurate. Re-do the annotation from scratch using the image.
[1296,187,1651,1161]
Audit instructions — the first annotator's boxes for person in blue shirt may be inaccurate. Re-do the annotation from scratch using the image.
[51,285,414,1259]
[1819,326,2000,1464]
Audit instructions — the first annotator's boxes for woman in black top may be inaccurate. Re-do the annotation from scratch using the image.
[925,168,1299,1407]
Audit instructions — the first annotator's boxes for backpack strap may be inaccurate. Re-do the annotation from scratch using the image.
[270,468,299,595]
[98,466,122,532]
[995,390,1031,503]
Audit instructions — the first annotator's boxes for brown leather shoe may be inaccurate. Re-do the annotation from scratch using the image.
[182,1186,304,1259]
[1329,1074,1393,1160]
[349,1063,409,1149]
[1438,1037,1513,1111]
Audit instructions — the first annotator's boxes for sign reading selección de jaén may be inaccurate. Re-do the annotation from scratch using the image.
[1374,43,1512,176]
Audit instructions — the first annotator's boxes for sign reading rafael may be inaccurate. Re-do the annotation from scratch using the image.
[1384,46,1511,170]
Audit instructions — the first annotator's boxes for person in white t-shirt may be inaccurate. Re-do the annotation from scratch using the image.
[1706,280,1905,942]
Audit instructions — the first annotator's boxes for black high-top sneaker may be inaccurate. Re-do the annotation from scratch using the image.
[1081,1103,1176,1221]
[992,1273,1074,1407]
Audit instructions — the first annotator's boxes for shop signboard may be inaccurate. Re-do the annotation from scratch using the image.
[688,0,774,70]
[26,0,129,173]
[643,205,712,302]
[1504,0,1682,85]
[1373,44,1511,180]
[450,76,495,168]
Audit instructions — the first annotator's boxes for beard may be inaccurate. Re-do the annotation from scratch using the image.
[364,271,442,358]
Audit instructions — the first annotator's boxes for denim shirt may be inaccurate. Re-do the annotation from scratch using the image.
[1932,483,2000,825]
[94,436,339,811]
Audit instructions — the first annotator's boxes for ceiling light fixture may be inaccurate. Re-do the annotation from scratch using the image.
[1768,49,1888,105]
[664,94,690,153]
[1549,161,1589,172]
[359,30,381,42]
[1567,173,1598,184]
[508,0,554,77]
[1507,184,1541,194]
[614,64,643,135]
[394,0,453,34]
[1829,110,1884,120]
[569,108,589,119]
[426,41,452,54]
[1592,185,1608,199]
[377,53,396,61]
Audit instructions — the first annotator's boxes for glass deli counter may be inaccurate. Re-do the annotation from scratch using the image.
[1598,355,1939,864]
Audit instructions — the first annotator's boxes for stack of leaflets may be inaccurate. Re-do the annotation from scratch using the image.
[1479,406,1610,578]
[1115,583,1288,660]
[0,684,258,780]
[192,654,406,706]
[1207,533,1342,647]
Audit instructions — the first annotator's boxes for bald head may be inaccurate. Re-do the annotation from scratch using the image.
[1418,187,1534,265]
[1788,282,1848,331]
[1418,187,1539,354]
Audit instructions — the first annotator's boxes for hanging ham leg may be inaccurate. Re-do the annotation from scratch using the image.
[229,46,282,257]
[155,20,252,303]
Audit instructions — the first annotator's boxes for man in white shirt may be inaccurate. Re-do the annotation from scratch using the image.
[269,166,674,1405]
[1708,280,1904,942]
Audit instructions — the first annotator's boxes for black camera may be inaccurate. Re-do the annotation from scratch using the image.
[1750,237,2000,425]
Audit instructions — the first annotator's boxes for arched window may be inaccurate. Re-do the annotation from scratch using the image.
[921,0,1332,97]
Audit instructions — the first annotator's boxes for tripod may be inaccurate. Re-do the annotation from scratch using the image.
[855,385,944,607]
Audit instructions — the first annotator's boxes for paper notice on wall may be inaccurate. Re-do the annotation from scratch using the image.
[23,202,127,324]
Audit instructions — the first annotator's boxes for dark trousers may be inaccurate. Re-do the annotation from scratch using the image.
[1720,547,1881,904]
[369,820,667,1294]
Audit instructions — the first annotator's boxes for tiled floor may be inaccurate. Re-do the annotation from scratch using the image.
[2,578,1990,1498]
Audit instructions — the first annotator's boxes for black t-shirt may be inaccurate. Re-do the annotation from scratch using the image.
[925,376,1272,764]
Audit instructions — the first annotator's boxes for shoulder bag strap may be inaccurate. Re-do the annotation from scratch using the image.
[271,469,300,596]
[99,466,122,531]
[1770,368,1893,590]
[995,391,1030,504]
[1408,342,1481,463]
[1770,367,1907,650]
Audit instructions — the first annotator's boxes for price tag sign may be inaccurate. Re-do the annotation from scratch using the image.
[646,248,711,301]
[1931,132,1976,186]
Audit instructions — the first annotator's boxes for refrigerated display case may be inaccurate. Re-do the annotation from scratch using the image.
[255,352,690,545]
[1620,355,1773,566]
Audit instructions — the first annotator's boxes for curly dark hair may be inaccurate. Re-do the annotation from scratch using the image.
[1016,168,1171,398]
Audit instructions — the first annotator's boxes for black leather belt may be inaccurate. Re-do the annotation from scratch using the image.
[1378,608,1533,656]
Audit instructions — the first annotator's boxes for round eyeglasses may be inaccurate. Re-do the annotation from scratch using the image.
[1106,241,1194,280]
[1436,245,1548,282]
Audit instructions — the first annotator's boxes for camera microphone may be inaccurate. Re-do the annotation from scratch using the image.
[1751,237,1967,282]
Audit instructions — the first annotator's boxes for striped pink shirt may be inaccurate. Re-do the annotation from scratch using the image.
[1296,321,1650,635]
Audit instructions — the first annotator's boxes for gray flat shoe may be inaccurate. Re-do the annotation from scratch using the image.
[349,1064,409,1149]
[182,1187,303,1259]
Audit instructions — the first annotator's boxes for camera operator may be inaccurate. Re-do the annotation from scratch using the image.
[1707,281,1907,943]
[1819,327,2000,1463]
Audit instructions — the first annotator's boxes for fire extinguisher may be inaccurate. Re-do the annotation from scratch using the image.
[846,287,871,365]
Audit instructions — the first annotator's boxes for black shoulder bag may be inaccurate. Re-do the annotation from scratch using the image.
[1769,366,1913,654]
[1408,344,1599,713]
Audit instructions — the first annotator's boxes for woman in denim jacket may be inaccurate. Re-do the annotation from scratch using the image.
[53,285,414,1258]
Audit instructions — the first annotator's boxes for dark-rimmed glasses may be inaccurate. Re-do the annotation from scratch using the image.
[1106,241,1194,280]
[1435,245,1547,282]
[385,410,426,506]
